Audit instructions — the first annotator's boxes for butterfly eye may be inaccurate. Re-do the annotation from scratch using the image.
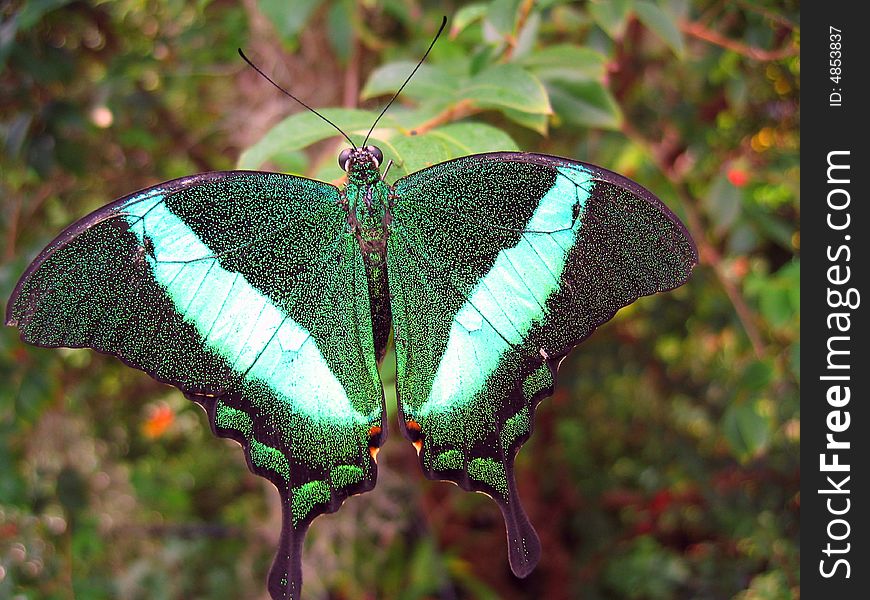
[338,148,354,171]
[366,145,383,167]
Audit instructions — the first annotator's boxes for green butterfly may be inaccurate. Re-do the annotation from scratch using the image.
[5,25,697,600]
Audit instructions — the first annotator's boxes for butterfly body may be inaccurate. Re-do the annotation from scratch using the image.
[7,149,697,600]
[341,147,394,360]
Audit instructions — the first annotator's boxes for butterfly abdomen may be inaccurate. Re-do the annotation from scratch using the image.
[363,259,391,363]
[342,177,392,362]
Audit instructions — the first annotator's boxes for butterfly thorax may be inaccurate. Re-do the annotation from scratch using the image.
[342,151,391,262]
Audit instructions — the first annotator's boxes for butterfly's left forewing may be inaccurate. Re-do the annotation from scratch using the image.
[387,152,697,576]
[6,171,386,600]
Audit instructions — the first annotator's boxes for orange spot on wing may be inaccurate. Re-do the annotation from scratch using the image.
[368,426,383,463]
[405,420,423,455]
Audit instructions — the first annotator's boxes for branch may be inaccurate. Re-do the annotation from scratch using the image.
[501,0,537,61]
[673,180,766,357]
[409,99,478,136]
[679,19,798,61]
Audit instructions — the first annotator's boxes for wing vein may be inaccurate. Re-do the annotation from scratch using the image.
[394,227,518,351]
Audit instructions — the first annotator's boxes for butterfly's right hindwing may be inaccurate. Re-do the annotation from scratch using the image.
[6,171,386,600]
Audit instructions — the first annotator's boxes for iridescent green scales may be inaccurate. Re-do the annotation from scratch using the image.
[215,401,290,479]
[7,150,696,600]
[388,153,696,576]
[7,170,388,600]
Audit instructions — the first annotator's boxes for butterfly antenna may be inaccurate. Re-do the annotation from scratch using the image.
[238,48,357,149]
[362,16,447,147]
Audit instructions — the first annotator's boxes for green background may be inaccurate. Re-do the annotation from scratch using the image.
[1,1,799,598]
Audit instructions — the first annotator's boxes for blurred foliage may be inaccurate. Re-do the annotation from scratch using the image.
[1,1,799,599]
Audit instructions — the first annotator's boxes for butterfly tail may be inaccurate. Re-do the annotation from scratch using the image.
[498,471,542,578]
[267,503,307,600]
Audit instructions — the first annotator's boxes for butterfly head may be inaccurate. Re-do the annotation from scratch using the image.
[339,146,384,184]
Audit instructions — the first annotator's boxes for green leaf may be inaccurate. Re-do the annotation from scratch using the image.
[0,0,74,67]
[721,399,772,462]
[361,62,451,101]
[387,130,455,177]
[258,0,322,44]
[740,360,773,393]
[759,286,794,329]
[589,0,634,38]
[263,149,308,175]
[743,260,800,330]
[237,109,380,171]
[365,62,551,124]
[483,0,522,38]
[502,108,550,134]
[783,261,800,313]
[726,222,759,255]
[16,0,76,30]
[428,122,519,156]
[547,81,622,129]
[326,0,355,63]
[521,45,607,83]
[634,1,686,58]
[745,204,796,250]
[311,153,348,184]
[704,172,743,236]
[451,3,489,37]
[462,64,551,115]
[512,12,541,59]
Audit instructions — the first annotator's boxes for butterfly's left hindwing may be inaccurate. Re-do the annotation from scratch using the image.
[6,171,386,600]
[387,152,697,577]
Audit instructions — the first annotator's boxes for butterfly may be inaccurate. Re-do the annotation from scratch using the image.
[5,19,697,600]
